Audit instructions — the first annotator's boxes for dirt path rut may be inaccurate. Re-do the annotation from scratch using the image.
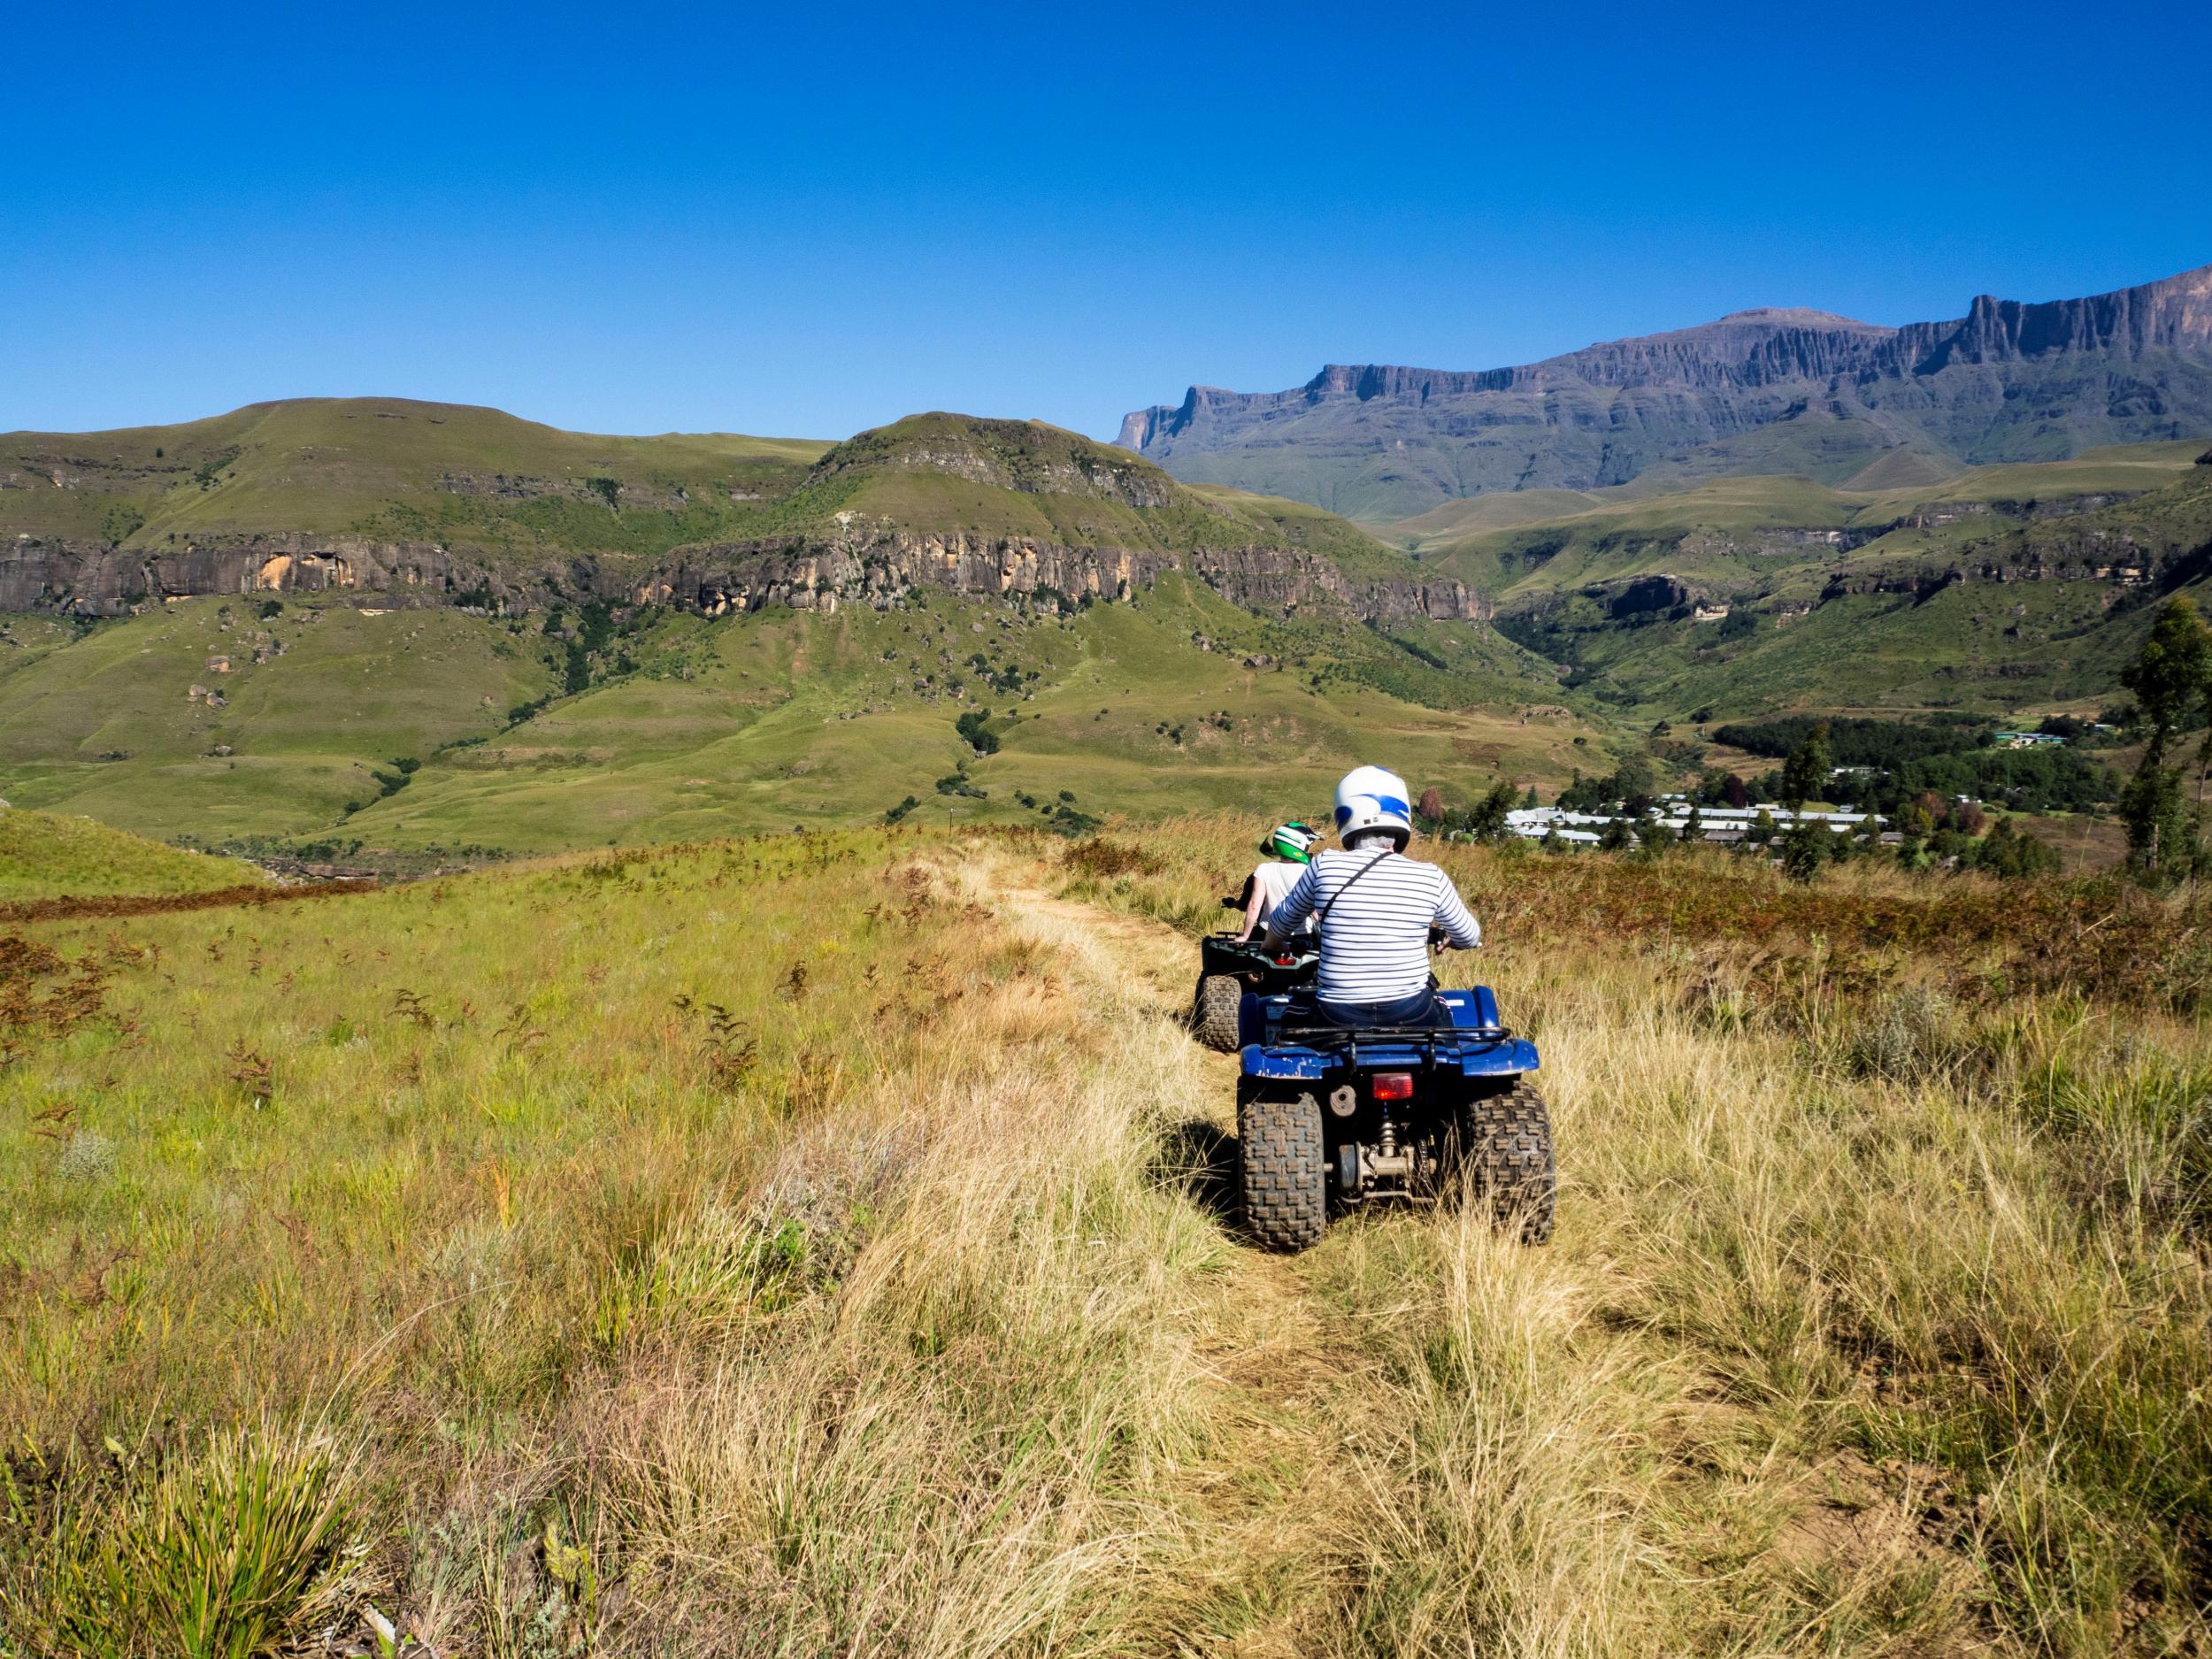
[983,866,1389,1651]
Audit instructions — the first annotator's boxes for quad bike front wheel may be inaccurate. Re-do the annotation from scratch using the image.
[1194,973,1243,1052]
[1465,1080,1555,1244]
[1239,1087,1326,1251]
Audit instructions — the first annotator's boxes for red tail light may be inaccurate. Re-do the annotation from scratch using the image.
[1371,1072,1413,1101]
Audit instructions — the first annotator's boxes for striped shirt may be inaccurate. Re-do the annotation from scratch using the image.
[1268,848,1480,1002]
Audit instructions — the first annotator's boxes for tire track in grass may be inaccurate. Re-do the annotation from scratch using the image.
[969,853,1392,1652]
[979,846,2016,1655]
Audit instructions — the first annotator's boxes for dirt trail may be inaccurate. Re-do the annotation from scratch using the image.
[985,864,1387,1649]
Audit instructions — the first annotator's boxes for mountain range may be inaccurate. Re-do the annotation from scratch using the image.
[1117,263,2212,522]
[6,260,2212,863]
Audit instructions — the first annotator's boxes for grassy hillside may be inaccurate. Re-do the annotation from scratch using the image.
[0,406,1589,855]
[0,584,1585,855]
[2,398,832,565]
[0,597,557,841]
[1389,446,2212,721]
[1387,444,2208,588]
[0,809,266,900]
[3,401,1431,577]
[3,822,2205,1653]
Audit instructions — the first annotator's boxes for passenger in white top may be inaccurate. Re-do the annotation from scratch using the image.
[1234,821,1320,941]
[1266,766,1479,1027]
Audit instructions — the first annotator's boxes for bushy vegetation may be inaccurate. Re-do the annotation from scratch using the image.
[1715,714,1986,766]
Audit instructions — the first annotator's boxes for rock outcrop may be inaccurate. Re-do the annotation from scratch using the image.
[0,523,1486,628]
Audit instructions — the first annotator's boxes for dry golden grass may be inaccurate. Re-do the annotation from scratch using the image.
[4,818,2208,1655]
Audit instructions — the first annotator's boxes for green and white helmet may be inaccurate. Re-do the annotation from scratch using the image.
[1263,822,1318,863]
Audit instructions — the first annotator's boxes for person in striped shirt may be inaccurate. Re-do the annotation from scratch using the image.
[1265,764,1480,1028]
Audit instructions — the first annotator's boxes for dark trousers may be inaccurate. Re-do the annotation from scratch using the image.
[1307,984,1448,1030]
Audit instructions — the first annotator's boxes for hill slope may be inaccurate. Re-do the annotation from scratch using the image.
[0,807,268,899]
[1406,444,2212,718]
[0,580,1580,853]
[0,403,1492,628]
[1120,263,2212,520]
[0,404,1589,853]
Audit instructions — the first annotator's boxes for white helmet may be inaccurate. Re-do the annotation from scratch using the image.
[1333,764,1414,848]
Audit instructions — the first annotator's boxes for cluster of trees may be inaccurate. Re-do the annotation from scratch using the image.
[1555,753,1663,815]
[955,710,1000,755]
[1413,779,1525,841]
[1714,715,1980,767]
[1724,715,2114,817]
[1780,747,2115,816]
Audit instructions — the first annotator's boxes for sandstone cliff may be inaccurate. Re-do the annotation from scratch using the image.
[0,523,1486,626]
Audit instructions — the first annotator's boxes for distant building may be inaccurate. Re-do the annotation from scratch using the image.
[1993,731,2065,749]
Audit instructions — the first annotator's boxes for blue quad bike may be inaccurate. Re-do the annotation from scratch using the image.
[1235,984,1555,1251]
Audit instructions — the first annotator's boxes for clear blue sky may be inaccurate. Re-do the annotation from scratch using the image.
[6,0,2208,442]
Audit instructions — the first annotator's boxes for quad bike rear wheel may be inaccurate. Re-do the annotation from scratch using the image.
[1239,1087,1326,1251]
[1466,1081,1555,1244]
[1194,973,1243,1052]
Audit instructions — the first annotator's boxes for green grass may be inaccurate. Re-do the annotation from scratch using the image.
[0,560,1590,856]
[2,398,830,555]
[0,810,266,901]
[334,580,1588,853]
[0,597,557,841]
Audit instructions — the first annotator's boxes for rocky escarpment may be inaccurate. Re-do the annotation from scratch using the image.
[1120,263,2212,518]
[0,533,480,617]
[0,524,1486,627]
[624,526,1486,624]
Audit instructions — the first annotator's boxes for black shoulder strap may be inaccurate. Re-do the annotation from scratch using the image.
[1316,849,1394,929]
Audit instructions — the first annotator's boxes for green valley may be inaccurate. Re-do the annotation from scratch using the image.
[1386,444,2212,721]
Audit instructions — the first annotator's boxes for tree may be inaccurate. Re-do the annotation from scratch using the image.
[1779,721,1832,810]
[1679,804,1704,843]
[1452,779,1519,842]
[955,710,1000,756]
[1598,818,1635,853]
[1779,822,1828,882]
[1723,772,1750,810]
[1521,784,1540,810]
[1610,752,1656,808]
[2118,596,2212,877]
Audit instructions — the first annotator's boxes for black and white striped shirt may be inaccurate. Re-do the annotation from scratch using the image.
[1269,848,1481,1002]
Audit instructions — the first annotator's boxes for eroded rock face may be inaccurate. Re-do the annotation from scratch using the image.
[1120,263,2212,517]
[0,522,1488,628]
[0,534,471,617]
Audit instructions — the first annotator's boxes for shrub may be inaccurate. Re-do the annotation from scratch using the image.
[955,711,1000,756]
